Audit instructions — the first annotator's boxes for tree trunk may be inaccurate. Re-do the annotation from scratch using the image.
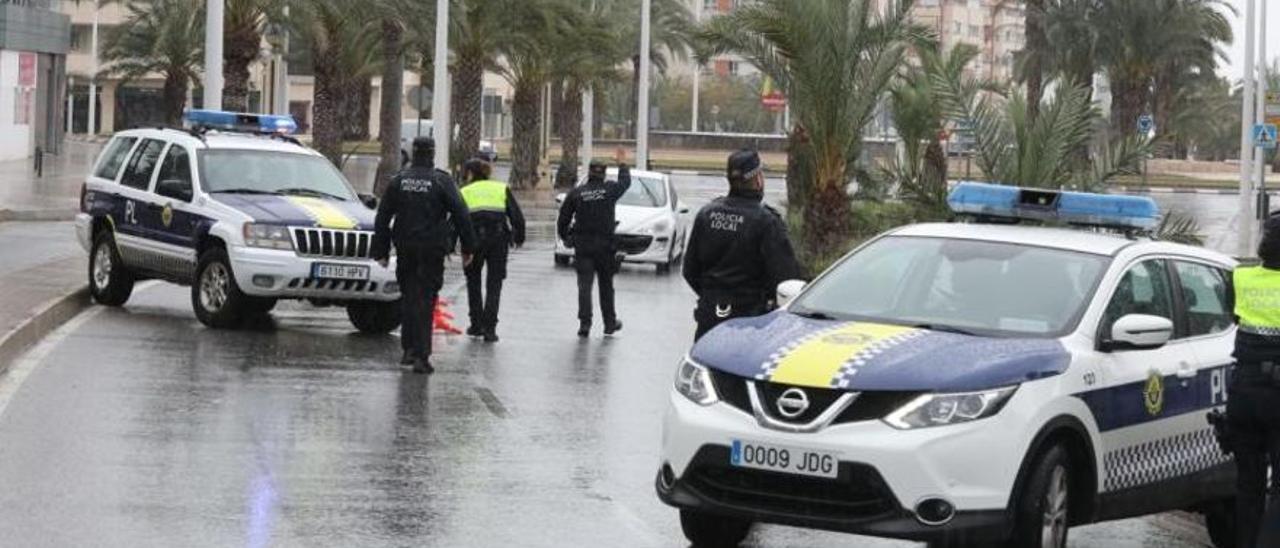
[629,55,641,138]
[800,153,852,271]
[223,24,260,112]
[1110,77,1147,137]
[312,56,344,166]
[1025,0,1045,123]
[556,82,584,189]
[375,19,404,196]
[162,73,188,126]
[453,50,485,166]
[510,81,542,189]
[342,80,372,141]
[922,138,948,214]
[785,124,812,213]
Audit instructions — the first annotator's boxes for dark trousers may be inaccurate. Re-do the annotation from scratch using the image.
[397,246,444,360]
[575,248,618,325]
[465,236,509,331]
[1227,370,1280,548]
[694,296,768,341]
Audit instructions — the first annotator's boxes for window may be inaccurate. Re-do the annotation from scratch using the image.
[119,139,166,190]
[1174,262,1232,337]
[93,137,138,181]
[155,145,193,200]
[1102,260,1174,335]
[199,150,357,201]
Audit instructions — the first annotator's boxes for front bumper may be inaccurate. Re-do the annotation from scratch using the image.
[229,245,400,302]
[75,213,93,252]
[554,232,676,264]
[657,391,1021,542]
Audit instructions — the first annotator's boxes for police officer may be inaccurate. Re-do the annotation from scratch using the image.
[557,151,631,337]
[1229,213,1280,548]
[372,137,477,374]
[683,149,802,341]
[459,158,525,343]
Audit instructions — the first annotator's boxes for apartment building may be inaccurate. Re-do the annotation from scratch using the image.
[0,0,69,160]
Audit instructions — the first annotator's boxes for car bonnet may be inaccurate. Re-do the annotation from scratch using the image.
[212,193,376,231]
[690,311,1071,392]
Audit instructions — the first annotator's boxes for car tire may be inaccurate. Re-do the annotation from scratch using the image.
[347,300,402,334]
[1007,444,1072,548]
[245,297,278,317]
[89,231,135,307]
[1203,499,1237,548]
[554,254,571,267]
[192,247,248,329]
[679,509,750,548]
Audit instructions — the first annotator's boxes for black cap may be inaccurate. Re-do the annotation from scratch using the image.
[412,136,435,157]
[1260,213,1280,263]
[588,160,608,177]
[727,149,763,184]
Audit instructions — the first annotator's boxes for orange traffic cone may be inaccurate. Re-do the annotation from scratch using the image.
[432,297,463,334]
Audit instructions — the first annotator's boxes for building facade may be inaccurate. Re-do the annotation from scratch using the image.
[0,0,69,161]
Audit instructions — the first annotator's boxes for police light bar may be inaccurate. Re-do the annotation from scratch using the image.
[183,109,299,135]
[947,181,1160,230]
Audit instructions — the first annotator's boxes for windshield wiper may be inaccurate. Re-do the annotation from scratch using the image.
[911,323,977,336]
[277,187,348,201]
[791,309,837,321]
[211,188,274,195]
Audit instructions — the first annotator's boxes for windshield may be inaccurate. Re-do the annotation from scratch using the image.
[198,150,357,201]
[791,236,1110,337]
[616,177,667,208]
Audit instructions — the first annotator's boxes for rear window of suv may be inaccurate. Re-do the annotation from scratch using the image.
[93,137,138,181]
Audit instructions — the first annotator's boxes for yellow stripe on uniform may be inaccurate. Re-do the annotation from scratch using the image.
[285,196,358,229]
[767,323,919,388]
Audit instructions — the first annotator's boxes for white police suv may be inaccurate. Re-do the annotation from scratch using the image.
[657,183,1238,548]
[76,110,402,333]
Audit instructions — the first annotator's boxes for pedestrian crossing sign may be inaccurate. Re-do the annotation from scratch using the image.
[1256,124,1278,150]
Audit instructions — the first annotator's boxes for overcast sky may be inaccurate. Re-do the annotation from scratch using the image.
[1221,0,1279,77]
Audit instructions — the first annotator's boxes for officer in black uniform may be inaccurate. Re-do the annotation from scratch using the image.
[1229,214,1280,548]
[459,158,525,343]
[372,137,477,374]
[683,149,802,341]
[557,153,631,337]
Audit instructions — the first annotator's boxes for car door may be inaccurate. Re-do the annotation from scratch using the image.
[112,137,168,272]
[146,142,200,280]
[1087,258,1204,495]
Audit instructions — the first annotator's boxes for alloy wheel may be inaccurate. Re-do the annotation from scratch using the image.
[200,262,230,312]
[93,243,112,291]
[1041,464,1069,548]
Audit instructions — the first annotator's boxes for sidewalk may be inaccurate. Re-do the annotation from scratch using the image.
[0,221,90,376]
[0,140,102,222]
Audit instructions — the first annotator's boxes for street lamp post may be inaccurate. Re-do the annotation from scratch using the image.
[1238,0,1257,257]
[690,1,700,133]
[636,0,652,168]
[87,4,98,135]
[1256,0,1269,214]
[431,0,450,169]
[205,0,224,110]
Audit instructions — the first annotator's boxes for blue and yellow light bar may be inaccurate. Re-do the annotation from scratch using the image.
[947,181,1160,230]
[183,109,298,135]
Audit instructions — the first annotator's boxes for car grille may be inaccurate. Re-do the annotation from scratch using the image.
[293,228,374,259]
[707,369,919,426]
[616,234,653,255]
[684,446,899,521]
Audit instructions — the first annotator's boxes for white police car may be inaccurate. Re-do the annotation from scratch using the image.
[75,110,402,333]
[554,168,690,273]
[657,183,1237,548]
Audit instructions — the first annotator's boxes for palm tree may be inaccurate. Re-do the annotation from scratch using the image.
[444,0,518,167]
[291,0,379,166]
[223,0,284,112]
[373,0,428,193]
[1023,0,1046,122]
[551,0,628,188]
[101,0,204,126]
[497,0,573,189]
[699,0,929,260]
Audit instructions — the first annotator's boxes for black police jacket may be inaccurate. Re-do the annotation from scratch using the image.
[683,190,803,302]
[556,166,632,253]
[372,165,477,259]
[470,189,527,246]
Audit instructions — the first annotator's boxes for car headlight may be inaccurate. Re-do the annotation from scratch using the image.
[243,223,293,251]
[674,357,718,406]
[883,386,1018,429]
[639,219,672,236]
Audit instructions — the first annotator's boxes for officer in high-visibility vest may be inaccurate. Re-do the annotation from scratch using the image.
[1230,214,1280,548]
[459,158,525,342]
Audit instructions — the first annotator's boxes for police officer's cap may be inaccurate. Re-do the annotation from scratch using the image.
[727,149,763,184]
[588,160,608,178]
[412,137,435,157]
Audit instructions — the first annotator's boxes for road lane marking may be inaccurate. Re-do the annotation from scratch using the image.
[473,386,510,418]
[0,306,104,421]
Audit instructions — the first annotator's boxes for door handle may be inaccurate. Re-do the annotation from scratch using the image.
[1176,362,1198,380]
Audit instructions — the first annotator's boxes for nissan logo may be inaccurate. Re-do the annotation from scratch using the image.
[776,388,810,419]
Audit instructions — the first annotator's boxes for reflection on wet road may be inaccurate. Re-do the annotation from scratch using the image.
[0,173,1223,547]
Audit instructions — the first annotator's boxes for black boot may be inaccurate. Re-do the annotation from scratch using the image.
[577,321,591,338]
[484,329,499,343]
[412,358,434,375]
[400,351,416,366]
[604,320,623,336]
[466,324,483,338]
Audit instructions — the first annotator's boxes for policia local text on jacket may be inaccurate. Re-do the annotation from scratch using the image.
[372,137,477,373]
[459,159,525,342]
[1229,214,1280,548]
[683,150,803,341]
[557,161,631,336]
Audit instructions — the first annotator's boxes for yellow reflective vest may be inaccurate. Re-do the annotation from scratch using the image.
[461,180,509,213]
[1234,266,1280,335]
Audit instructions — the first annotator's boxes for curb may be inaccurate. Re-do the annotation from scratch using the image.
[0,208,78,223]
[0,286,91,377]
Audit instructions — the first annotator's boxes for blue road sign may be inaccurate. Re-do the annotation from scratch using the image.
[1255,123,1278,150]
[1137,114,1154,134]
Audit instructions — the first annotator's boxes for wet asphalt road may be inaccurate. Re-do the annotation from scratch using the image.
[0,157,1230,547]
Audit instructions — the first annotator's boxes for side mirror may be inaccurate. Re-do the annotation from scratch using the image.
[1104,314,1174,351]
[359,193,378,209]
[776,279,807,307]
[555,193,566,205]
[157,179,193,202]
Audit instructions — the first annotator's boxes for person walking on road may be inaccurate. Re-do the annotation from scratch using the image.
[1229,213,1280,548]
[683,149,802,341]
[459,158,525,343]
[557,152,631,338]
[372,137,477,374]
